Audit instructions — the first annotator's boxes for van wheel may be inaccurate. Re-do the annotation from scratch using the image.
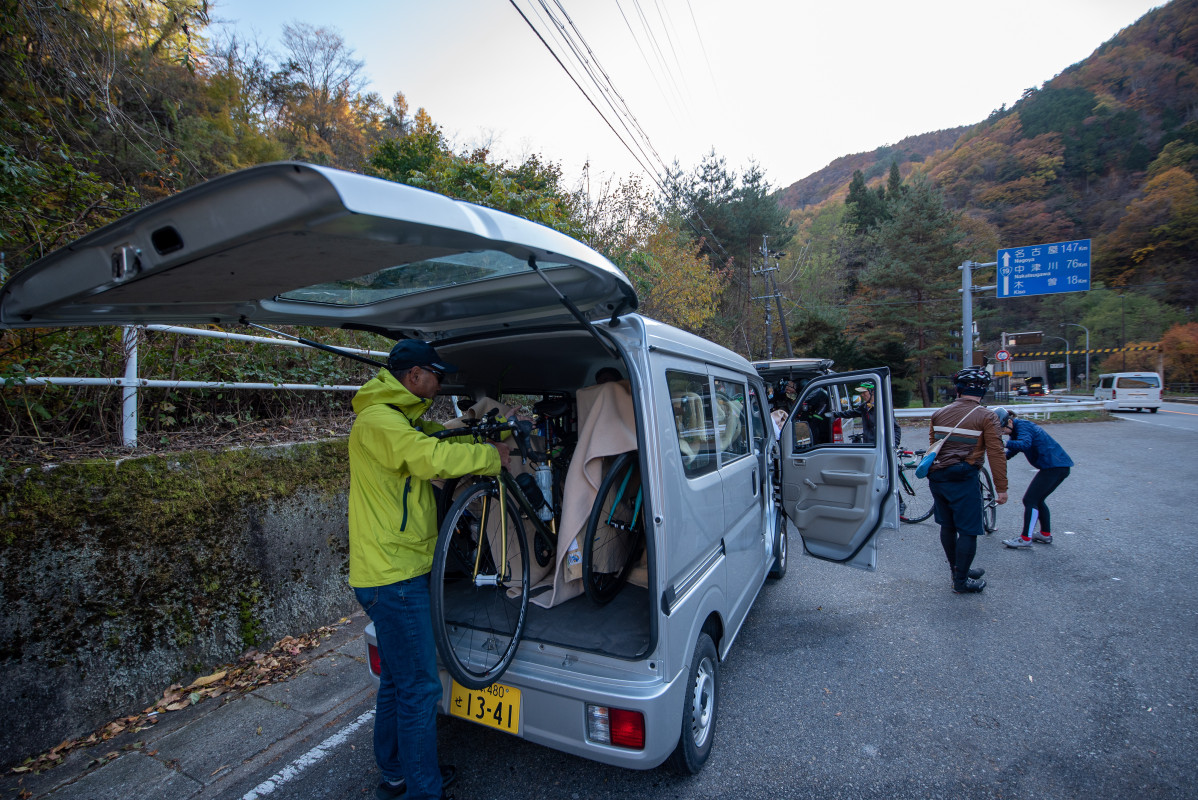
[667,633,718,775]
[1150,407,1159,413]
[768,517,788,580]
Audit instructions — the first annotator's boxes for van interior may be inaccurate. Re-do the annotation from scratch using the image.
[435,327,652,661]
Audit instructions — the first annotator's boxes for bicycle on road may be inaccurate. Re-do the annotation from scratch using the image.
[897,446,998,533]
[896,447,935,523]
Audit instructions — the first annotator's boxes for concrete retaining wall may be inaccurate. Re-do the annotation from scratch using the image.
[0,440,357,770]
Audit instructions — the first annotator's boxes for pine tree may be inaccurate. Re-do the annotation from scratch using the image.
[853,173,965,405]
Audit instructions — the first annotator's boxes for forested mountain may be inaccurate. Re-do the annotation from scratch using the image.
[767,0,1198,398]
[776,127,966,211]
[778,0,1198,307]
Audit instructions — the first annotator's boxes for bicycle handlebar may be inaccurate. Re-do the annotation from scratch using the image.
[431,409,547,463]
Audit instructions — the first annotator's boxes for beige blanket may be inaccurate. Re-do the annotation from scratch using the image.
[531,380,639,608]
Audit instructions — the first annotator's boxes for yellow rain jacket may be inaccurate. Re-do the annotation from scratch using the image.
[348,369,501,587]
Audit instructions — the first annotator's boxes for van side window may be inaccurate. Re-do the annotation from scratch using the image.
[668,370,716,478]
[1099,376,1113,389]
[713,379,749,465]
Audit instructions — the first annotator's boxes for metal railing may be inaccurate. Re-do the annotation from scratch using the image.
[895,399,1106,420]
[4,325,387,448]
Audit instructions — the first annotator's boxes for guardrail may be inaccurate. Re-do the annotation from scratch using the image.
[3,325,386,448]
[895,400,1106,420]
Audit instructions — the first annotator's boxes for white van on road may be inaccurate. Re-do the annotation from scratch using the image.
[0,162,898,774]
[1094,372,1163,413]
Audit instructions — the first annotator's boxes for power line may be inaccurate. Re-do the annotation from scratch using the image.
[507,0,664,192]
[509,0,735,265]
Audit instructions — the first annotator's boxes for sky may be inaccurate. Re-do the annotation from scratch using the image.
[209,0,1167,191]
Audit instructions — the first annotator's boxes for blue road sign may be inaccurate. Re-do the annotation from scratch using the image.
[996,239,1091,298]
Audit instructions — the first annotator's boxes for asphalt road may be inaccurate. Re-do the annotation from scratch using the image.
[15,409,1198,799]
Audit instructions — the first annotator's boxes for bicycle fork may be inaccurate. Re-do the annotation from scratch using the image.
[473,486,511,587]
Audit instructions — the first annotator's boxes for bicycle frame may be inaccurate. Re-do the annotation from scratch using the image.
[498,468,556,567]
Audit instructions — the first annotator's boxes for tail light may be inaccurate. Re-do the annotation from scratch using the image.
[367,642,381,676]
[586,704,645,749]
[1112,389,1116,399]
[832,417,844,443]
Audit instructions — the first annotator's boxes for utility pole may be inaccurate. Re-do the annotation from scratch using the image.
[959,260,996,369]
[1062,322,1089,392]
[752,236,794,359]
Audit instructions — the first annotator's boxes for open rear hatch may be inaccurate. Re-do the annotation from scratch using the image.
[0,162,636,339]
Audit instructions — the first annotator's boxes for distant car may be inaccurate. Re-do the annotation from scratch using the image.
[1094,371,1163,413]
[1016,385,1029,396]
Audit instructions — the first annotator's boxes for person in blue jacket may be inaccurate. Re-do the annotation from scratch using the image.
[994,408,1074,549]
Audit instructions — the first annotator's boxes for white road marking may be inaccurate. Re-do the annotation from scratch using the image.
[1112,414,1198,431]
[242,708,375,799]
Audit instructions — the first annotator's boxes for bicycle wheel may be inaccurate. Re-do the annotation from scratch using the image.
[897,465,935,524]
[979,468,998,533]
[431,480,530,689]
[582,452,644,605]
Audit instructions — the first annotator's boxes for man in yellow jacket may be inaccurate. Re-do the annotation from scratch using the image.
[349,339,510,800]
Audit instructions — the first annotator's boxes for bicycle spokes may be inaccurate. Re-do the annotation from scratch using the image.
[432,480,530,689]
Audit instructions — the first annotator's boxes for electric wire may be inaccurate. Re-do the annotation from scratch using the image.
[509,0,733,264]
[508,0,664,191]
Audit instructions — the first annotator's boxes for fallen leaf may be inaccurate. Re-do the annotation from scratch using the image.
[165,701,190,711]
[186,670,227,689]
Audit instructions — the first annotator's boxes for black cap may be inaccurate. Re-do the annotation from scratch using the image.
[387,340,458,373]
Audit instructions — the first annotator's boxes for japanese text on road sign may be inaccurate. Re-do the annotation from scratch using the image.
[996,239,1091,298]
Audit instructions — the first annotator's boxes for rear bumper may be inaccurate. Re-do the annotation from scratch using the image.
[1102,398,1162,409]
[364,622,685,769]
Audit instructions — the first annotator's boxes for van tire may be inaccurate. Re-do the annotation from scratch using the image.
[667,633,718,775]
[768,517,788,580]
[1150,407,1159,413]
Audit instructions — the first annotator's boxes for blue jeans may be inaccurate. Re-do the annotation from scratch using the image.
[355,575,443,800]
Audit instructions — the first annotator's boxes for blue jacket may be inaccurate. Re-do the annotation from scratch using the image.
[1005,418,1074,470]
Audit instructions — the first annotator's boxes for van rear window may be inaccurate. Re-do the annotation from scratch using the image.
[1117,376,1160,388]
[277,250,570,306]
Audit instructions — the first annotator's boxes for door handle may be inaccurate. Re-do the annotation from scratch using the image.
[804,478,817,490]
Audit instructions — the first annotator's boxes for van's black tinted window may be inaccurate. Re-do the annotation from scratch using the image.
[668,370,716,478]
[1099,377,1113,389]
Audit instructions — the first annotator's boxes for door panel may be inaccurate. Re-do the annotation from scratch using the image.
[779,369,898,570]
[712,373,766,632]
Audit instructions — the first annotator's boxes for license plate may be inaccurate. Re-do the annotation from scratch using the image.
[449,680,521,734]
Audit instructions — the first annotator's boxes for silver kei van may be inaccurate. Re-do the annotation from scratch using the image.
[0,163,898,773]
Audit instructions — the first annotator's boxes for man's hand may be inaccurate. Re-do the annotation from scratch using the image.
[997,491,1009,505]
[492,441,512,470]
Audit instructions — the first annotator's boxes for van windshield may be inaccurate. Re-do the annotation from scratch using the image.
[277,250,570,306]
[1118,376,1160,388]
